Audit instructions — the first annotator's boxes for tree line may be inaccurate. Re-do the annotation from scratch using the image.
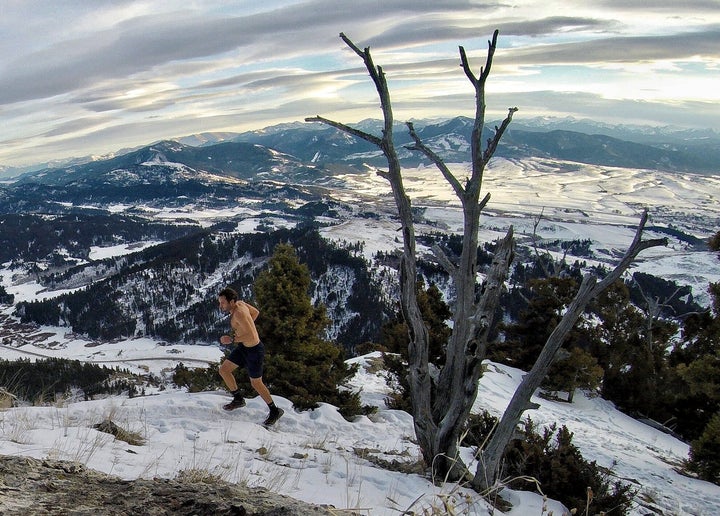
[0,358,136,402]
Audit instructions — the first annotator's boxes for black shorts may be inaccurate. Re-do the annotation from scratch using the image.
[227,342,265,379]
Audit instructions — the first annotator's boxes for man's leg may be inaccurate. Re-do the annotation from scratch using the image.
[250,377,283,426]
[219,359,245,410]
[249,377,273,404]
[219,359,239,391]
[245,344,283,426]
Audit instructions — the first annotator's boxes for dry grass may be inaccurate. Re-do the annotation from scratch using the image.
[93,418,145,446]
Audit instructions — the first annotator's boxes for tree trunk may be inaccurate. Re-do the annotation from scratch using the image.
[309,33,435,464]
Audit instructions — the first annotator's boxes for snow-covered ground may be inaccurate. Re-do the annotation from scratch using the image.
[322,157,720,306]
[1,340,718,515]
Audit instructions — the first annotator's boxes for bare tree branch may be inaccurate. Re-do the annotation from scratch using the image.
[459,46,478,86]
[406,121,465,198]
[431,244,458,279]
[479,192,491,211]
[480,30,499,83]
[471,227,515,358]
[531,208,554,277]
[475,209,668,491]
[460,30,516,192]
[305,115,382,147]
[484,108,518,163]
[593,210,667,294]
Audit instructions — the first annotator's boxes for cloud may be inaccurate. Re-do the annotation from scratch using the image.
[504,27,720,64]
[0,1,718,167]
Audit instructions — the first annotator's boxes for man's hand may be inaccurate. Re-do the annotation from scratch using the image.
[220,335,233,345]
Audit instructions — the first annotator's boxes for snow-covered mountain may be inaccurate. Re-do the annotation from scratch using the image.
[512,115,720,145]
[230,117,720,173]
[6,115,717,180]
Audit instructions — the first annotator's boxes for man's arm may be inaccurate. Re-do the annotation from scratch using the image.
[244,302,260,321]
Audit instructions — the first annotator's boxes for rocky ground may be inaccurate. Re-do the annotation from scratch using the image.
[0,455,344,515]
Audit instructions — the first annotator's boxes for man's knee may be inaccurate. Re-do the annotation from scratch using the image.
[219,361,236,375]
[249,377,264,389]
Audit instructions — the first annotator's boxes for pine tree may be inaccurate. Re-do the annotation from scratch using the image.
[590,281,676,419]
[688,411,720,484]
[252,243,362,418]
[542,346,603,403]
[670,282,720,440]
[494,276,586,370]
[709,230,720,253]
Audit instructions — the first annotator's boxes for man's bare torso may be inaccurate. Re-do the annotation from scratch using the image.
[231,301,260,346]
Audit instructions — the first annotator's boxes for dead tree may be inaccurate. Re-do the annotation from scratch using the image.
[308,30,515,480]
[307,31,667,492]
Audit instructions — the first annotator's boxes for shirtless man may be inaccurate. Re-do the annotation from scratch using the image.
[217,287,283,426]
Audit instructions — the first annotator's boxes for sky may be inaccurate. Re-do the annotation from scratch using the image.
[1,0,719,168]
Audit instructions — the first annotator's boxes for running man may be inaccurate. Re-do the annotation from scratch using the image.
[217,287,283,426]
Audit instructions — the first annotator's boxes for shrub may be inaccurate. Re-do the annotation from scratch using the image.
[502,418,635,515]
[463,410,499,449]
[93,419,145,446]
[172,362,225,393]
[688,412,720,484]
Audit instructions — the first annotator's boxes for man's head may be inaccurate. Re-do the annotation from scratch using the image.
[218,287,239,313]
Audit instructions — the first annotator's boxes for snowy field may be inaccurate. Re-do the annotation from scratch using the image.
[1,341,718,515]
[321,158,720,306]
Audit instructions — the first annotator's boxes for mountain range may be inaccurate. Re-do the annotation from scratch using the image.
[1,115,718,349]
[2,116,718,181]
[231,117,720,173]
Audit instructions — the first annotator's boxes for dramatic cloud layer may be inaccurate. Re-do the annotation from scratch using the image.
[1,0,718,166]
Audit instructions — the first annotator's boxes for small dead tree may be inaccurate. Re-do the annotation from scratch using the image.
[474,209,666,491]
[307,31,667,492]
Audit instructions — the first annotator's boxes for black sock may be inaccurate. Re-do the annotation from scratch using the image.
[268,401,277,411]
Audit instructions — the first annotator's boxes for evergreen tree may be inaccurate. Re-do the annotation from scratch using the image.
[669,282,720,440]
[688,411,720,484]
[589,281,676,419]
[252,243,362,418]
[709,230,720,253]
[0,285,13,305]
[494,276,587,370]
[542,346,603,403]
[382,280,451,362]
[496,274,604,403]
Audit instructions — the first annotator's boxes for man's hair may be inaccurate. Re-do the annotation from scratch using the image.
[219,287,239,302]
